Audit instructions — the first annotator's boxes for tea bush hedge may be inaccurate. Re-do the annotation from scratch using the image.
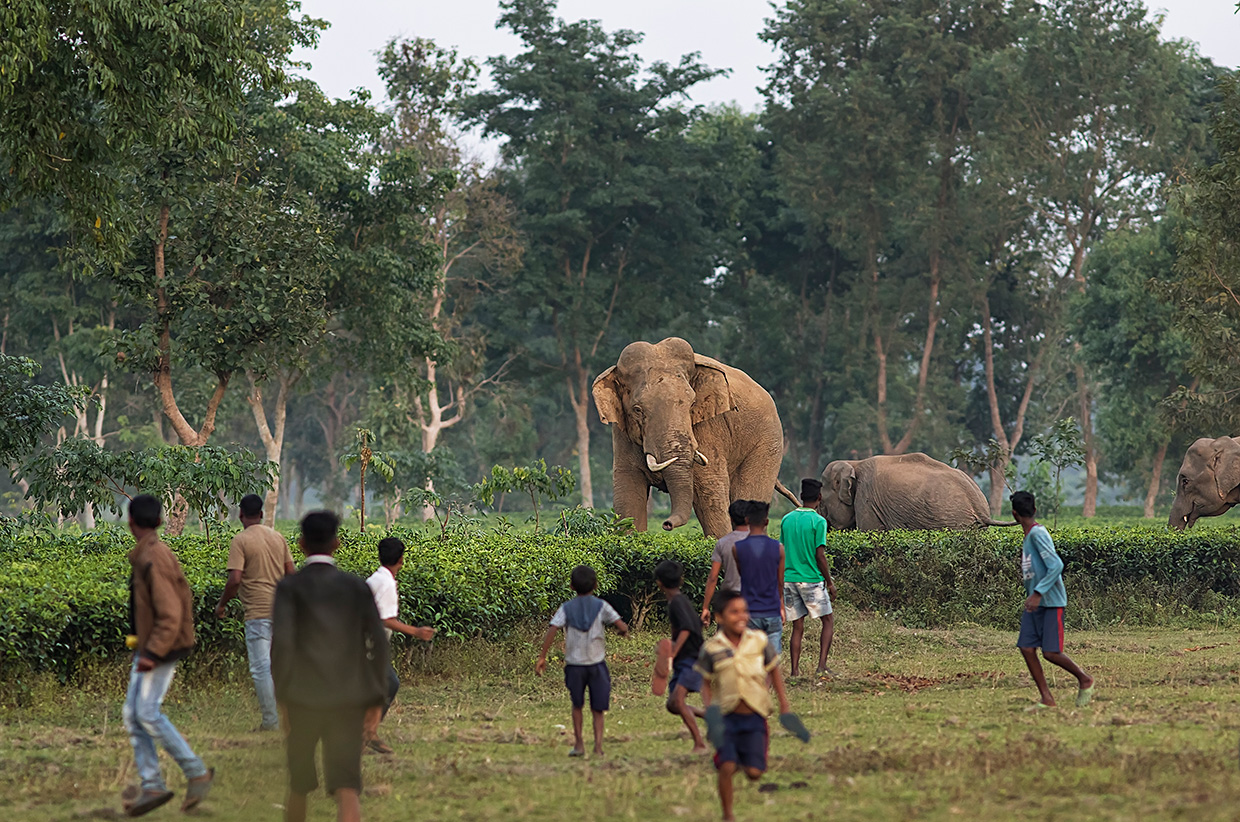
[3,523,1239,677]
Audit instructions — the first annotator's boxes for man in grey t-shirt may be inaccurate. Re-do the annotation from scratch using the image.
[536,566,629,756]
[701,500,751,625]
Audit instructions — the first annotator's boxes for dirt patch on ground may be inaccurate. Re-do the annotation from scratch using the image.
[864,671,1006,693]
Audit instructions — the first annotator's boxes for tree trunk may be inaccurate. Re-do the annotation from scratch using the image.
[980,292,1042,516]
[246,371,294,528]
[1075,361,1098,518]
[988,463,1008,518]
[567,353,594,509]
[1144,439,1170,518]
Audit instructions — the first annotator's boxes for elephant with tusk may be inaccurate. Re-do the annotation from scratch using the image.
[1168,436,1240,530]
[593,337,797,538]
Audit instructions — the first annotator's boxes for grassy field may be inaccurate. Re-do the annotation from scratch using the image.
[5,608,1240,821]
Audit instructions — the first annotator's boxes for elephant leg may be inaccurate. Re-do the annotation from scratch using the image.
[693,465,732,539]
[613,469,650,532]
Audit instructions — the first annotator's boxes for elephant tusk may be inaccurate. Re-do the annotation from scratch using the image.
[646,454,677,473]
[694,450,709,466]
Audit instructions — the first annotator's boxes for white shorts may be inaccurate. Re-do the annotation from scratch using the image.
[784,581,832,620]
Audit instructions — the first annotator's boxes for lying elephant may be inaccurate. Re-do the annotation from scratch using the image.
[819,453,1017,531]
[593,337,798,538]
[1169,436,1240,530]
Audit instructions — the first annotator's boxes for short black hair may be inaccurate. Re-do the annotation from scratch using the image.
[300,511,340,554]
[654,559,684,589]
[239,494,263,519]
[711,589,746,615]
[129,494,162,529]
[801,478,823,503]
[570,565,598,595]
[1011,491,1036,519]
[745,501,770,527]
[378,537,405,568]
[728,500,751,528]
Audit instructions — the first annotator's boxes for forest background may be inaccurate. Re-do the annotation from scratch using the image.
[4,0,1240,533]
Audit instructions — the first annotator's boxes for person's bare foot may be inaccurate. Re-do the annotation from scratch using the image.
[593,748,604,757]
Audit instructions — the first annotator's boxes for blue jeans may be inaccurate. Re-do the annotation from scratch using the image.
[123,658,208,792]
[245,619,279,729]
[749,614,783,655]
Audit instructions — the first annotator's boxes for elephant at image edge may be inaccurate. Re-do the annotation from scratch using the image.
[1168,436,1240,530]
[819,453,1017,531]
[592,337,794,539]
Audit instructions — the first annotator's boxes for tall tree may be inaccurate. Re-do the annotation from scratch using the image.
[989,0,1207,516]
[464,0,719,507]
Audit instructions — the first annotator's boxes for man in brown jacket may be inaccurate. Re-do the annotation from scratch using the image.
[122,495,213,817]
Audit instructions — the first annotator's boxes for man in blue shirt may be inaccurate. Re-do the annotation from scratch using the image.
[1013,491,1094,708]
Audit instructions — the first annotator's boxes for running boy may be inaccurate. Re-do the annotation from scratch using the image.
[697,590,805,822]
[1013,491,1095,707]
[655,559,708,754]
[536,565,630,756]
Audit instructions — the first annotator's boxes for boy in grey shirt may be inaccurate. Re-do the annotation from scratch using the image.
[536,565,629,756]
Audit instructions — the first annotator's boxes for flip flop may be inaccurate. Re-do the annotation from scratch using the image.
[652,639,673,696]
[568,748,585,757]
[779,712,811,743]
[1075,685,1095,708]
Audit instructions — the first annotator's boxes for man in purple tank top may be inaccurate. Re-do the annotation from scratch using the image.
[731,502,785,655]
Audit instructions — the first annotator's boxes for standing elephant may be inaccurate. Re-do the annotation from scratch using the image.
[1168,436,1240,530]
[819,453,1016,531]
[592,338,796,538]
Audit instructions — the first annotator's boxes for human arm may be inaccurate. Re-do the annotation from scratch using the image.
[701,560,723,625]
[1026,530,1063,610]
[778,545,786,622]
[383,617,435,641]
[815,546,836,599]
[284,560,296,575]
[214,569,243,618]
[535,625,559,675]
[670,629,692,659]
[612,618,630,637]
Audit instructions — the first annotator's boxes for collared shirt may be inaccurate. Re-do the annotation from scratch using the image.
[695,628,779,716]
[366,566,399,640]
[226,523,294,621]
[302,554,337,567]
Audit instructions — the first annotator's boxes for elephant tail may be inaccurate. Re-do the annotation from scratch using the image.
[984,518,1020,527]
[774,480,800,507]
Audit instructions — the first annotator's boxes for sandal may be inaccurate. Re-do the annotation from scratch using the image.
[652,639,672,696]
[125,789,174,817]
[1076,685,1095,708]
[181,767,214,812]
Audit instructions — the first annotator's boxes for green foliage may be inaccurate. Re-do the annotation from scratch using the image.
[0,354,87,466]
[22,440,275,527]
[474,460,575,529]
[1026,418,1087,525]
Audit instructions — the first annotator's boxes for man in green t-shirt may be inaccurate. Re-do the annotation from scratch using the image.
[780,479,837,678]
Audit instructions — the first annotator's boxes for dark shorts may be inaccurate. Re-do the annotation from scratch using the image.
[1018,606,1064,654]
[713,712,769,772]
[565,662,611,712]
[284,703,366,796]
[668,656,702,695]
[381,665,400,717]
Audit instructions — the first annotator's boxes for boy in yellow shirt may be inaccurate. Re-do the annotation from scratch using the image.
[696,590,809,822]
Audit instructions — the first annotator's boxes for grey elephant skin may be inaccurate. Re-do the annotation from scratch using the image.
[592,337,796,538]
[819,453,1017,531]
[1169,436,1240,530]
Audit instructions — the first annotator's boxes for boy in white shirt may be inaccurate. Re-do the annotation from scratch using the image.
[536,565,630,757]
[364,537,435,754]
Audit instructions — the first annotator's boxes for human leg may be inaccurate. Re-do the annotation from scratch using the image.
[667,683,706,752]
[570,706,585,754]
[245,619,279,729]
[334,788,361,822]
[818,612,835,673]
[1020,647,1054,705]
[717,761,737,822]
[591,710,606,755]
[284,791,308,822]
[789,617,805,677]
[321,705,365,818]
[128,661,208,784]
[123,661,165,793]
[284,703,324,812]
[381,665,400,718]
[565,665,588,755]
[1018,607,1055,705]
[1038,609,1093,693]
[587,663,611,755]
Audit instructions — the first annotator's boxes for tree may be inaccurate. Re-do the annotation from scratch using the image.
[987,0,1210,516]
[463,0,721,507]
[376,37,522,519]
[1165,70,1240,434]
[0,354,85,469]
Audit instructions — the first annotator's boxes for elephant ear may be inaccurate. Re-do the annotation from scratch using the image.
[690,356,737,426]
[1211,437,1240,502]
[837,465,857,506]
[592,367,627,435]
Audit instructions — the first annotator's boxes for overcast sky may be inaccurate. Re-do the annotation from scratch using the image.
[292,0,1240,109]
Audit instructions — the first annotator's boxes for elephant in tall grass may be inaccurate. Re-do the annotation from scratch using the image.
[592,337,797,538]
[819,453,1017,531]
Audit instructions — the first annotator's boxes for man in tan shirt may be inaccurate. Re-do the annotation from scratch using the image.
[215,494,295,730]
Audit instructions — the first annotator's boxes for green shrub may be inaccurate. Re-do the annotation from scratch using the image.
[4,523,1240,678]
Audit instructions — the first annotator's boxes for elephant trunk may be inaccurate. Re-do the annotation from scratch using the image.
[1168,496,1193,530]
[661,461,695,532]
